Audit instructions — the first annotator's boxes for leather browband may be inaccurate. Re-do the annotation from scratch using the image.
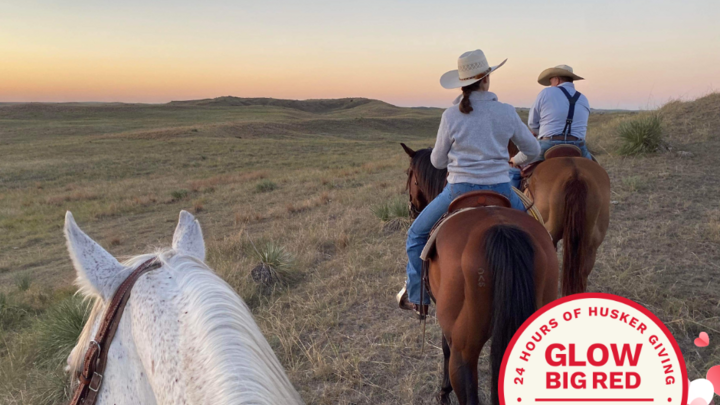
[69,258,161,405]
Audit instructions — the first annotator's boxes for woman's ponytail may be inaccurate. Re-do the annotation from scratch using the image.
[459,80,482,114]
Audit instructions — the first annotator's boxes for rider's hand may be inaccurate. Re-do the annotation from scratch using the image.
[509,157,519,168]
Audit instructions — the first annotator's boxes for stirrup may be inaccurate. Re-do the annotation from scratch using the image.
[413,304,429,320]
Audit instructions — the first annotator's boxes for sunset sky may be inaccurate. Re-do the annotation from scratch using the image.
[1,0,718,109]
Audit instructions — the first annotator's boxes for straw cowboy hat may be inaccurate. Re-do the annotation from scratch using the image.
[537,64,584,86]
[440,49,507,89]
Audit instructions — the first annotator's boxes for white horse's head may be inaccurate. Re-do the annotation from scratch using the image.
[65,210,303,405]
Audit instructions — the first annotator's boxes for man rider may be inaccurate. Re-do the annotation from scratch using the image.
[510,64,592,170]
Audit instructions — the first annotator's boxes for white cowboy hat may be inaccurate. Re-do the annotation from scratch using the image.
[537,64,584,86]
[440,49,507,90]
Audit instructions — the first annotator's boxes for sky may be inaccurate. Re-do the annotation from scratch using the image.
[0,0,718,109]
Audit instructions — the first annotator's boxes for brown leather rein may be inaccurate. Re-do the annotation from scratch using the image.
[69,258,161,405]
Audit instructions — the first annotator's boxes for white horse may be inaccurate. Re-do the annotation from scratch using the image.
[65,210,303,404]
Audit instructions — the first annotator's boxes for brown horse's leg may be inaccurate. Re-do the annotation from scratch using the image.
[437,335,453,404]
[448,345,482,405]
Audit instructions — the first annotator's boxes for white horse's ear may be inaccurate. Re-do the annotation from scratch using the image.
[64,211,124,299]
[172,210,205,262]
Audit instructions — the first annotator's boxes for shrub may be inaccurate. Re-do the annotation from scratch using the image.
[170,189,189,201]
[618,114,663,156]
[255,180,278,193]
[371,197,410,221]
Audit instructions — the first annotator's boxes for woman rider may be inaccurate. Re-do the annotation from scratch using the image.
[399,49,541,317]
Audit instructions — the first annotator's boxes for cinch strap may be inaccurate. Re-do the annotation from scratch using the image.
[557,87,582,141]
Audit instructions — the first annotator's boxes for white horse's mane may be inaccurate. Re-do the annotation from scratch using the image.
[71,249,302,404]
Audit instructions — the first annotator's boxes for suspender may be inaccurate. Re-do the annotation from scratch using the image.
[557,86,582,141]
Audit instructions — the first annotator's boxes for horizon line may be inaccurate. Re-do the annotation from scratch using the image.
[0,96,645,112]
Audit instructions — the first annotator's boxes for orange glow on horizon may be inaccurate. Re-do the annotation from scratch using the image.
[0,1,717,109]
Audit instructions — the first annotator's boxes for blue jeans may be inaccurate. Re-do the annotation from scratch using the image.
[405,182,525,305]
[509,139,593,189]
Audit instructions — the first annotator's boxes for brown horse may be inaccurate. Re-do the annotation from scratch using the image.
[509,142,611,295]
[402,144,558,405]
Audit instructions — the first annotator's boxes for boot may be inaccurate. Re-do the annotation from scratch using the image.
[396,285,413,310]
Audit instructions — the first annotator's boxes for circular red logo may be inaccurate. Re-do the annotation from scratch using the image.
[499,293,688,404]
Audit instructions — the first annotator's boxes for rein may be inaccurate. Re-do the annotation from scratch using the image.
[69,258,161,405]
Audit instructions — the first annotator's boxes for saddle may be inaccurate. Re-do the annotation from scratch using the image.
[519,144,583,190]
[448,190,511,212]
[420,191,511,261]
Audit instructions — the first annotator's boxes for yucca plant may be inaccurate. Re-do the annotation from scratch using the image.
[35,296,90,367]
[618,113,663,155]
[249,242,297,293]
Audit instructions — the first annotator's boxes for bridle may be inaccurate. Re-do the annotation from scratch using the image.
[407,170,423,219]
[69,258,161,405]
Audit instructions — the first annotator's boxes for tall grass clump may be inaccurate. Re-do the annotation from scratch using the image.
[250,242,297,293]
[15,273,32,291]
[35,295,90,367]
[618,113,663,155]
[371,197,410,221]
[0,296,87,405]
[255,179,278,193]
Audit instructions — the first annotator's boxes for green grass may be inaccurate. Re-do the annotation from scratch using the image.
[617,113,663,155]
[371,197,410,221]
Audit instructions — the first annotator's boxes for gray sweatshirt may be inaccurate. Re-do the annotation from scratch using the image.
[431,91,540,185]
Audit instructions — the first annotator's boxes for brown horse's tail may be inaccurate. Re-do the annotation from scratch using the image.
[486,225,536,405]
[562,173,589,296]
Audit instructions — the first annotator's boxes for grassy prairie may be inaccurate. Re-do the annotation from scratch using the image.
[1,94,718,404]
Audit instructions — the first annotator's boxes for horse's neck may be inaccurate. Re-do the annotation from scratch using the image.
[127,270,189,404]
[97,306,157,405]
[127,261,302,405]
[94,266,203,405]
